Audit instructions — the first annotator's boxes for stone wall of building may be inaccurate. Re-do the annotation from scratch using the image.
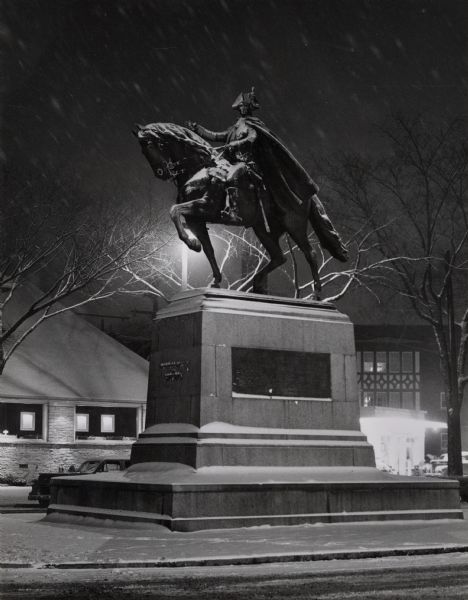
[47,403,76,443]
[0,442,133,481]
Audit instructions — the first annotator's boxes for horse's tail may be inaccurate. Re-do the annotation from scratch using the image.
[308,194,348,262]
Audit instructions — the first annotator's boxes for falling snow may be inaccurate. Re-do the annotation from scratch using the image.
[0,0,465,198]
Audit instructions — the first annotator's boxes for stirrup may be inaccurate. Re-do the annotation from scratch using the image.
[222,207,242,223]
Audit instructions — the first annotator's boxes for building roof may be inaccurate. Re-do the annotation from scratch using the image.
[354,324,437,351]
[0,284,149,403]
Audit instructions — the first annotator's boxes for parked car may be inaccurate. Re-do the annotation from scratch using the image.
[436,475,468,502]
[436,452,468,464]
[375,460,395,473]
[28,458,130,507]
[431,452,468,476]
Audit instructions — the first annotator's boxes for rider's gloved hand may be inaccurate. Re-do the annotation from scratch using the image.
[218,144,234,161]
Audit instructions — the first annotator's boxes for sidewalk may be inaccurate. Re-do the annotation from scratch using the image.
[2,499,468,569]
[0,485,44,514]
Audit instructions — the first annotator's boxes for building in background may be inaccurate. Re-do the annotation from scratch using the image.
[355,325,449,475]
[0,284,148,480]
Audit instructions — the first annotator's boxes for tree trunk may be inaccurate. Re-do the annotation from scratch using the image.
[433,321,463,476]
[444,255,463,476]
[0,302,4,375]
[447,397,463,476]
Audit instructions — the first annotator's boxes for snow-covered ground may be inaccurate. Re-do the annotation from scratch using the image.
[0,485,33,506]
[2,486,468,568]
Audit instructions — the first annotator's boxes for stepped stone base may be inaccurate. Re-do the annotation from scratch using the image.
[47,463,463,531]
[131,423,375,468]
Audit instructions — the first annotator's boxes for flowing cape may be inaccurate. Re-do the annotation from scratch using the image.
[246,117,348,262]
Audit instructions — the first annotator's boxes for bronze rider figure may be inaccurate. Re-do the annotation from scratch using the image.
[187,87,348,263]
[187,87,263,223]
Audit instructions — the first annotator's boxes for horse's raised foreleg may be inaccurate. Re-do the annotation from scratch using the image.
[251,226,286,294]
[186,218,222,288]
[169,198,207,252]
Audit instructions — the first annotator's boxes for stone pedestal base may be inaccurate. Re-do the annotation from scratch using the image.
[48,464,462,531]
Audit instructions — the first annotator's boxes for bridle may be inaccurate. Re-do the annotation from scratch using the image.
[141,134,211,182]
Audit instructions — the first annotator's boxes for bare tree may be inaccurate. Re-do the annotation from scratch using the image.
[0,170,169,374]
[319,115,468,476]
[119,213,382,324]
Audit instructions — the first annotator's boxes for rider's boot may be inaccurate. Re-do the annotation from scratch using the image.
[222,187,242,223]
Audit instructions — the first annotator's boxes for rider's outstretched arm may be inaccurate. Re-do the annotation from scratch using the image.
[192,124,229,142]
[226,127,257,149]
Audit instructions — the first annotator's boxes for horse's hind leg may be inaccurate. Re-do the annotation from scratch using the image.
[186,218,222,288]
[251,226,286,294]
[288,228,322,299]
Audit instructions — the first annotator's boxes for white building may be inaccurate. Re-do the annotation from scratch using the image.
[0,284,148,480]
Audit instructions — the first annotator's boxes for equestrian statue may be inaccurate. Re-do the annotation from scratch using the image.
[133,88,347,297]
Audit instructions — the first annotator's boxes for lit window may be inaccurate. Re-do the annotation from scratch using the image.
[76,413,89,432]
[20,412,35,431]
[101,414,115,433]
[414,352,420,374]
[402,352,413,373]
[363,352,374,372]
[376,352,387,372]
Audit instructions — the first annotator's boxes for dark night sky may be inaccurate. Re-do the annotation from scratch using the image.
[1,0,467,316]
[2,0,467,196]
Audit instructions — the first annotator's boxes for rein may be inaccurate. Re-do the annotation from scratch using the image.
[163,154,212,181]
[145,128,215,182]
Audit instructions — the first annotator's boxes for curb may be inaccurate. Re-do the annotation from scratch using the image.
[2,544,468,570]
[0,507,45,514]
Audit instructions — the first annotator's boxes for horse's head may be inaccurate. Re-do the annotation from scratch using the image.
[133,123,173,180]
[133,122,214,182]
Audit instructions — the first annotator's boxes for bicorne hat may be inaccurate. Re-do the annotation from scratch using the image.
[232,87,260,111]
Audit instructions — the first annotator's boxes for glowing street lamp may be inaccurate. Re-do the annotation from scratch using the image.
[181,228,197,290]
[181,243,188,290]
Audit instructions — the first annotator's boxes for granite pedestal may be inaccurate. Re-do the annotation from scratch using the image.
[48,289,462,530]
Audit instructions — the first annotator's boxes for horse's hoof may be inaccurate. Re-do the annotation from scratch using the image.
[186,239,202,252]
[210,275,222,288]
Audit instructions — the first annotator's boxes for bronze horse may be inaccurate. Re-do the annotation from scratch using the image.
[134,122,342,296]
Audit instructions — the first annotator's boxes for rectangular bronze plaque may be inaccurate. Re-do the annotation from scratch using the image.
[232,347,331,398]
[159,360,190,383]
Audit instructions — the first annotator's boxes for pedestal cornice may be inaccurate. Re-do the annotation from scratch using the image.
[156,288,349,325]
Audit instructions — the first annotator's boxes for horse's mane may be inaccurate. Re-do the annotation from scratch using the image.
[144,122,215,160]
